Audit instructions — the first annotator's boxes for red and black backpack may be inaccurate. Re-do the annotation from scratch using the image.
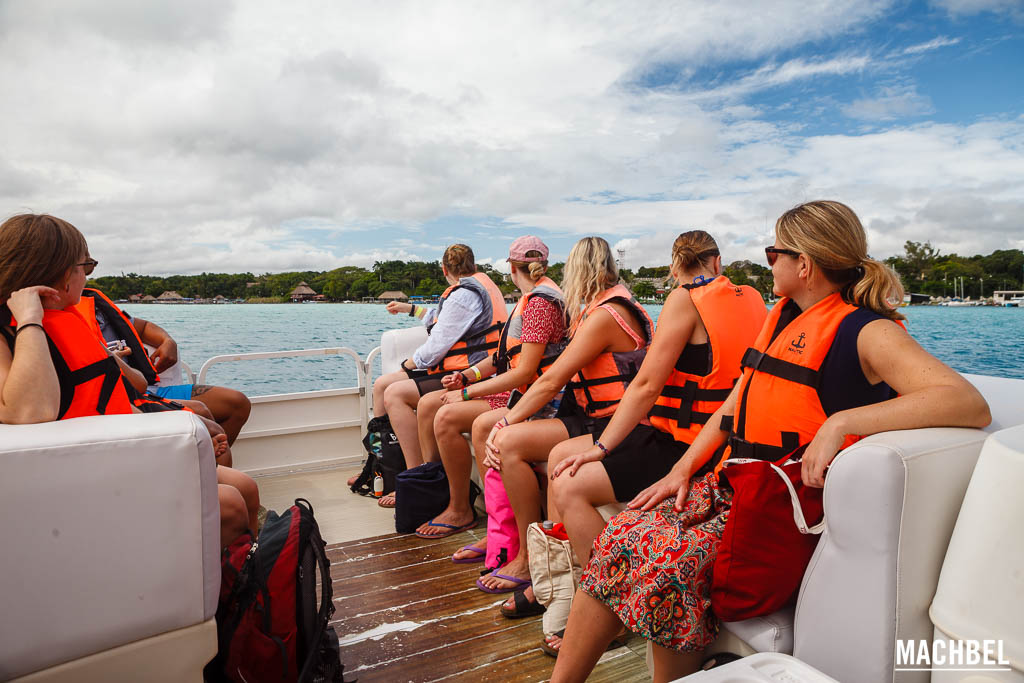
[205,498,345,683]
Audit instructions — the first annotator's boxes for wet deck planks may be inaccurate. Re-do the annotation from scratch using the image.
[330,530,650,682]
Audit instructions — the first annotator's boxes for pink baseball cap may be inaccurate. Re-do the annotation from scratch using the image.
[507,235,549,262]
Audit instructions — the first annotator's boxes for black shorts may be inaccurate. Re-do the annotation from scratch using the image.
[406,368,445,396]
[557,414,688,502]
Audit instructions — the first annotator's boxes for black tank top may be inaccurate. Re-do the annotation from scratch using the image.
[771,301,895,415]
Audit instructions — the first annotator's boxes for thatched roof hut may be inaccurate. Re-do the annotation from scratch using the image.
[378,291,408,302]
[290,282,317,301]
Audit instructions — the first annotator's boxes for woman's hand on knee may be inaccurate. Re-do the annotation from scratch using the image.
[628,470,690,512]
[551,446,604,480]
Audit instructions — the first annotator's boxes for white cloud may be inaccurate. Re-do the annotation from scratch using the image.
[841,85,935,120]
[0,0,1019,277]
[902,36,962,54]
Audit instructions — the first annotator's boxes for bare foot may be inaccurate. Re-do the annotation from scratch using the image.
[378,492,396,508]
[544,631,563,653]
[347,473,359,487]
[452,538,487,562]
[212,433,231,465]
[479,556,531,591]
[415,506,475,537]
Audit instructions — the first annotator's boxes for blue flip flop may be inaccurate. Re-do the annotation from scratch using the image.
[414,516,478,539]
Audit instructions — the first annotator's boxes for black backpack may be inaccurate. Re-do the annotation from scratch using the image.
[350,415,405,496]
[205,499,346,683]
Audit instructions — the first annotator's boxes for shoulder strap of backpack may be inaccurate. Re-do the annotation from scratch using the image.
[296,499,335,683]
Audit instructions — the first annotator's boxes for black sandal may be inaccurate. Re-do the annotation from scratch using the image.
[500,588,546,619]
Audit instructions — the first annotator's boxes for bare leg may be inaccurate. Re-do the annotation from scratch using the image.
[416,389,445,464]
[217,484,248,549]
[383,378,424,468]
[450,408,508,562]
[191,385,251,445]
[416,398,491,536]
[179,399,214,421]
[650,644,703,683]
[217,465,260,532]
[478,418,570,591]
[372,370,408,417]
[549,439,617,566]
[550,590,623,683]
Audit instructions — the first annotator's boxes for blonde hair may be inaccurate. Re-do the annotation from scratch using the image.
[562,236,618,330]
[442,244,476,278]
[510,250,548,283]
[0,214,88,302]
[672,230,720,284]
[776,201,905,321]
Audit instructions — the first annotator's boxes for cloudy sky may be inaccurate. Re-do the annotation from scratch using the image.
[1,0,1021,276]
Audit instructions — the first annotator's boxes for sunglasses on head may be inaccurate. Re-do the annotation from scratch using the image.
[78,258,98,276]
[764,247,800,266]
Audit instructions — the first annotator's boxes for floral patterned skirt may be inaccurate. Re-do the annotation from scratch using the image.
[580,471,732,652]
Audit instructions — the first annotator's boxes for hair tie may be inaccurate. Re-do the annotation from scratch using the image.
[856,265,865,277]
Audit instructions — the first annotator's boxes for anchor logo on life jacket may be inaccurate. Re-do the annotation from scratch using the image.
[789,332,807,354]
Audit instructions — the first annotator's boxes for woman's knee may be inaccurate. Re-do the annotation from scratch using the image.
[434,405,464,437]
[218,484,248,544]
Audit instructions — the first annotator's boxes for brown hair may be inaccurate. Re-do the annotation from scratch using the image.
[672,230,720,284]
[776,201,905,321]
[510,250,548,282]
[442,244,476,278]
[0,214,88,302]
[562,236,618,330]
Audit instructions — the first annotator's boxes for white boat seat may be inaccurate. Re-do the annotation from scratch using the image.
[380,327,428,375]
[0,412,220,681]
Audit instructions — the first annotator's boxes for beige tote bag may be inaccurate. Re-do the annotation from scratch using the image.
[526,522,583,635]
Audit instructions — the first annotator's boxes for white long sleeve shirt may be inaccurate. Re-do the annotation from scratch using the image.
[411,287,484,369]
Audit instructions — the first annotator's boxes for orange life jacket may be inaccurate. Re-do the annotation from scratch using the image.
[649,276,767,445]
[722,293,867,467]
[73,290,194,414]
[75,288,160,385]
[568,284,654,418]
[1,305,134,420]
[428,272,509,373]
[495,276,568,393]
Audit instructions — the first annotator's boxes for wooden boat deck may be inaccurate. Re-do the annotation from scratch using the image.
[329,529,650,682]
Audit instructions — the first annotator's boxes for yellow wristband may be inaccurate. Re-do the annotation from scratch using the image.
[470,366,482,382]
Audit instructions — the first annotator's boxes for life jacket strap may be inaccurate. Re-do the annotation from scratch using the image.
[648,404,715,428]
[740,348,820,389]
[727,432,802,462]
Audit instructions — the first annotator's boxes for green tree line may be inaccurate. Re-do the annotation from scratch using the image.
[886,242,1024,297]
[87,243,1019,303]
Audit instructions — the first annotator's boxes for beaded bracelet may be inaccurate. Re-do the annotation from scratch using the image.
[594,440,610,456]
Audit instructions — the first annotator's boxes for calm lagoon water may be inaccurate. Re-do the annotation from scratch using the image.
[122,303,1024,396]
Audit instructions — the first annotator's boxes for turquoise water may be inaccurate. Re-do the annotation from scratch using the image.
[121,303,1024,396]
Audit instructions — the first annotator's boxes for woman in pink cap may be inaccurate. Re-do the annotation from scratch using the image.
[412,236,568,551]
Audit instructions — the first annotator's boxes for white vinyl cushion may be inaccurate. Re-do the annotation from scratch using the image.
[380,326,428,374]
[724,607,795,654]
[0,412,220,680]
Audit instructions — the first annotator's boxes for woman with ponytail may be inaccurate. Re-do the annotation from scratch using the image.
[477,236,654,595]
[539,230,767,655]
[552,201,990,682]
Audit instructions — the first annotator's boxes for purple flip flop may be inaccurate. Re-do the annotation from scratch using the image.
[414,516,478,539]
[476,572,532,594]
[453,545,486,564]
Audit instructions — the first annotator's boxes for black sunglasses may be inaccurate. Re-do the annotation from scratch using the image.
[78,258,98,276]
[764,247,800,266]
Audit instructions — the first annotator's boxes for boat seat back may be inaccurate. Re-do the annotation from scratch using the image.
[380,327,428,375]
